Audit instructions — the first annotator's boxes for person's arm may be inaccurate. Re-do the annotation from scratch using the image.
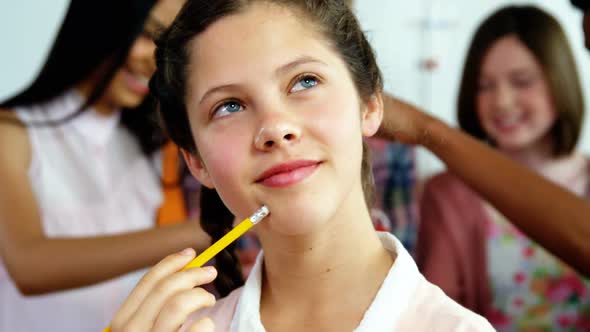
[0,112,210,295]
[378,95,590,276]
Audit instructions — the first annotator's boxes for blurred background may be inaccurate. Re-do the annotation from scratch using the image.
[354,0,590,178]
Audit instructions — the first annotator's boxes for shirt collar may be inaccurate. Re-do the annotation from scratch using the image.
[230,232,421,332]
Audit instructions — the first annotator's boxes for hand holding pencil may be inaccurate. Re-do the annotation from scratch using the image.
[104,206,269,332]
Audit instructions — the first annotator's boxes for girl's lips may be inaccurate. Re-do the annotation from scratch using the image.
[492,113,526,133]
[124,69,150,95]
[256,160,321,188]
[493,119,522,133]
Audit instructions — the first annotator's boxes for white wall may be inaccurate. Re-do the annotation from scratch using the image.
[0,0,69,102]
[354,0,590,179]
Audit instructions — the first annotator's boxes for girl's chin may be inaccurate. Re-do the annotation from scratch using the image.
[266,217,318,236]
[490,132,535,150]
[248,192,340,235]
[110,91,145,109]
[258,211,327,237]
[495,139,533,152]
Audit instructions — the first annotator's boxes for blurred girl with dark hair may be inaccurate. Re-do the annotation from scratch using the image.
[0,1,209,331]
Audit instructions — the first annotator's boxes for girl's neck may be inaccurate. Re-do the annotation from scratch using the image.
[500,136,588,194]
[500,135,555,170]
[258,187,394,331]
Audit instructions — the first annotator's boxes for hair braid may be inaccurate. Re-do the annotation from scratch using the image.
[199,187,244,297]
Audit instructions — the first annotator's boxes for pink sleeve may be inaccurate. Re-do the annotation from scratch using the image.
[416,176,464,302]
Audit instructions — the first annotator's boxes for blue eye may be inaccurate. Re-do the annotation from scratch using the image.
[213,100,243,118]
[290,75,318,93]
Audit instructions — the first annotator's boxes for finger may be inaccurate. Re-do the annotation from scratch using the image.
[111,248,196,329]
[186,317,215,332]
[125,266,217,331]
[151,287,216,332]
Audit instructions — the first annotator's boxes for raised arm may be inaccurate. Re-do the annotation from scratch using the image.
[0,112,210,295]
[377,95,590,276]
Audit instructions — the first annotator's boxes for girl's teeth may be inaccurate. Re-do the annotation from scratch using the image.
[500,119,518,126]
[496,115,522,126]
[127,69,149,85]
[136,76,149,85]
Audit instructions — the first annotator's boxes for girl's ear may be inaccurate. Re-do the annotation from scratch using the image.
[361,92,384,137]
[181,149,215,188]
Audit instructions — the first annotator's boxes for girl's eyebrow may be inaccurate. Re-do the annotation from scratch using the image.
[509,68,537,76]
[198,56,327,105]
[198,84,241,106]
[274,55,327,77]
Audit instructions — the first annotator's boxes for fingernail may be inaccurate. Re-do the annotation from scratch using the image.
[204,266,217,276]
[180,248,194,256]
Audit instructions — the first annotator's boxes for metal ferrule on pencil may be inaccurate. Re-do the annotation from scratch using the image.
[250,205,270,224]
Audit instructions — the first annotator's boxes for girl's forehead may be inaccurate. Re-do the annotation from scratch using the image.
[186,3,343,98]
[481,36,540,74]
[194,3,318,51]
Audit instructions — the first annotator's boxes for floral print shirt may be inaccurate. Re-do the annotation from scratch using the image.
[485,205,590,331]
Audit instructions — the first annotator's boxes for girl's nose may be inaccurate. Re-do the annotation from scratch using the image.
[253,113,302,151]
[495,83,516,113]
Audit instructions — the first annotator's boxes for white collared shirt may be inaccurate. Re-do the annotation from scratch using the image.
[184,232,494,331]
[0,90,162,332]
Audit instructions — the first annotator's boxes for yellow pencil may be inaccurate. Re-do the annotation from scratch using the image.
[182,205,269,269]
[103,205,269,332]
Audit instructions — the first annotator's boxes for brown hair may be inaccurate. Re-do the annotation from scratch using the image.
[457,5,584,156]
[199,187,244,296]
[151,0,382,296]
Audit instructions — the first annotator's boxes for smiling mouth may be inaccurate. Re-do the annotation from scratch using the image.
[492,113,526,131]
[124,68,150,95]
[256,160,322,188]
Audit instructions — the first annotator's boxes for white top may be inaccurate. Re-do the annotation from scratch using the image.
[183,232,494,331]
[0,91,162,332]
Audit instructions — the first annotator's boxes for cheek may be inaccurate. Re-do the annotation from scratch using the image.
[521,86,557,126]
[197,129,249,184]
[476,94,493,123]
[303,89,362,147]
[195,131,249,215]
[106,71,125,92]
[531,106,557,131]
[104,72,132,103]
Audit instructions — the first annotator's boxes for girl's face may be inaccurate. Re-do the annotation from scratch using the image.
[98,0,184,110]
[476,35,557,152]
[183,3,382,235]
